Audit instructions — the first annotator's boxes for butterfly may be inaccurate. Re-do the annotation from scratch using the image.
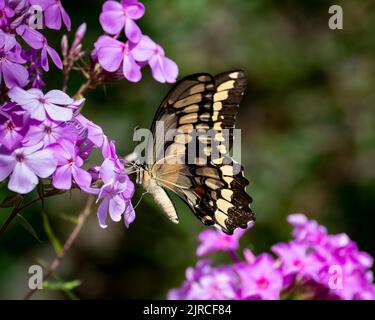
[134,70,255,234]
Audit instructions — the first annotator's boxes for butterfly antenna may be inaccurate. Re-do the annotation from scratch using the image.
[125,159,142,175]
[133,191,149,210]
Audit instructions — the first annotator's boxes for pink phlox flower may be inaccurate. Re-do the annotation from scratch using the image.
[51,139,92,190]
[237,253,283,300]
[74,113,105,148]
[168,260,212,300]
[0,106,27,150]
[99,0,145,42]
[0,30,28,88]
[30,0,71,31]
[95,158,135,228]
[22,118,78,147]
[287,213,328,246]
[16,24,62,71]
[0,142,57,194]
[271,241,326,281]
[94,35,142,82]
[196,225,251,256]
[0,0,14,28]
[187,267,238,300]
[132,35,178,83]
[8,87,74,121]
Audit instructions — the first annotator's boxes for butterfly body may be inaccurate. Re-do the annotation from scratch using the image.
[136,70,255,234]
[137,167,179,224]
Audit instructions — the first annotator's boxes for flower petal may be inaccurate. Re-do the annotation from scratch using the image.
[95,37,124,72]
[8,162,39,194]
[44,4,62,30]
[103,1,123,11]
[52,164,72,189]
[100,158,115,183]
[124,18,142,43]
[0,153,15,181]
[8,86,38,105]
[99,11,125,35]
[161,56,178,83]
[123,1,145,20]
[122,53,141,82]
[97,197,110,228]
[124,200,135,227]
[60,4,71,31]
[24,148,57,178]
[109,195,125,222]
[132,35,155,62]
[2,60,29,88]
[45,90,73,105]
[44,103,73,121]
[47,46,63,70]
[72,166,92,188]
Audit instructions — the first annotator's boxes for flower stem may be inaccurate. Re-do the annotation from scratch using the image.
[0,196,46,236]
[74,63,103,99]
[0,197,23,236]
[23,195,95,300]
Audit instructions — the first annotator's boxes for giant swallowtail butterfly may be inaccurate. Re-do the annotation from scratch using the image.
[135,70,255,234]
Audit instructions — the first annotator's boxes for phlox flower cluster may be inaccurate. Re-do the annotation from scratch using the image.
[0,0,178,228]
[168,214,375,300]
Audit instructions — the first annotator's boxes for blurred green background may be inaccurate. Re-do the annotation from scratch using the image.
[1,0,375,299]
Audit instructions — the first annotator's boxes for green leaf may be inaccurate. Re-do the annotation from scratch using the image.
[42,212,63,255]
[0,194,22,208]
[43,280,81,291]
[15,214,42,242]
[37,183,45,207]
[58,213,78,224]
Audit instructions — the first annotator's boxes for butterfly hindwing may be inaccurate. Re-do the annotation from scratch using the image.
[146,70,254,234]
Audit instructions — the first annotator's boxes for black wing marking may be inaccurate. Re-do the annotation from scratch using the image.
[147,70,255,234]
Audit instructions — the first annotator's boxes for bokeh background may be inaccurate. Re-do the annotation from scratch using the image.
[1,0,375,299]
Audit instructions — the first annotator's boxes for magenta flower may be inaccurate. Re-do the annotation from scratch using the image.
[0,0,14,28]
[271,241,324,279]
[98,159,135,228]
[0,108,26,150]
[16,25,62,71]
[238,253,283,300]
[132,35,178,83]
[8,87,73,121]
[287,213,328,246]
[30,0,71,31]
[168,260,238,300]
[0,144,56,194]
[23,119,77,147]
[74,113,104,148]
[72,23,87,50]
[0,0,172,235]
[25,49,45,89]
[84,156,135,228]
[99,0,145,42]
[0,31,28,88]
[51,140,92,190]
[95,35,141,82]
[197,225,251,256]
[168,214,375,300]
[187,268,238,300]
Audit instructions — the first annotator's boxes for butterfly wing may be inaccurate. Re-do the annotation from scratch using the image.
[147,70,254,234]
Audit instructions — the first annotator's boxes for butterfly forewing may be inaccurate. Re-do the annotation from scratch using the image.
[147,70,254,234]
